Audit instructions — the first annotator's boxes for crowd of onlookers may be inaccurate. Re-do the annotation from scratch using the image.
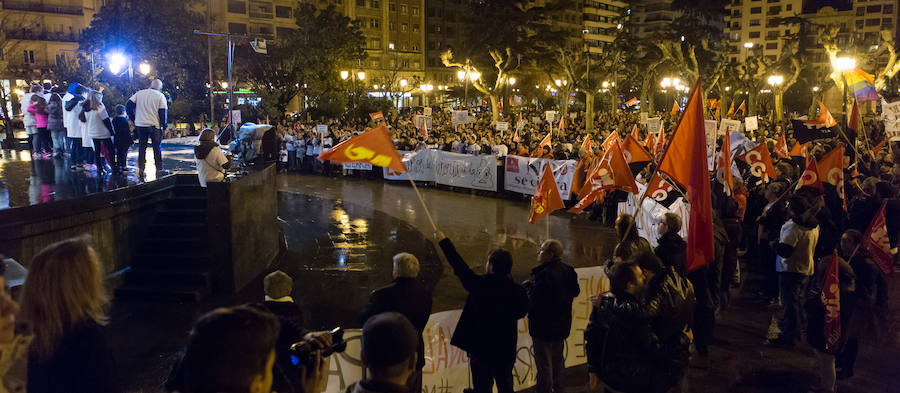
[18,79,170,177]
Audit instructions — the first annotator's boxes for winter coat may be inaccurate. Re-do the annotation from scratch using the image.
[585,293,658,393]
[655,232,687,275]
[359,277,432,369]
[438,239,529,364]
[524,260,580,341]
[614,237,653,263]
[46,96,64,131]
[27,320,119,393]
[27,100,48,129]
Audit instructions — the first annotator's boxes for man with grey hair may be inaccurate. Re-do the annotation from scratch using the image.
[524,239,580,393]
[360,252,432,393]
[127,79,168,174]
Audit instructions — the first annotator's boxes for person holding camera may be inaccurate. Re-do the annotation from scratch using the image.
[348,312,420,393]
[360,253,432,393]
[434,232,529,393]
[165,305,330,393]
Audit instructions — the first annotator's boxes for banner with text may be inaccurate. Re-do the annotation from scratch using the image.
[435,151,499,191]
[383,150,437,181]
[504,155,578,200]
[323,266,609,393]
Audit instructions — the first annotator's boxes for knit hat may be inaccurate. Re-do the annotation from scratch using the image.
[361,312,417,368]
[263,270,293,299]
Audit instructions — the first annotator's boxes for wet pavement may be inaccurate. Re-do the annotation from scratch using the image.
[0,143,198,209]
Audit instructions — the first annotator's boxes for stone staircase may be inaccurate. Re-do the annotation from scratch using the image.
[115,176,215,302]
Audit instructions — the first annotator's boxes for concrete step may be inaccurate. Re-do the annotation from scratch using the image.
[114,283,211,302]
[154,208,207,224]
[131,253,212,269]
[138,237,209,254]
[173,186,206,198]
[147,223,207,238]
[122,268,212,288]
[164,196,207,210]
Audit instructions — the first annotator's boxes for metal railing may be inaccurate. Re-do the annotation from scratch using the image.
[1,1,83,15]
[4,29,79,42]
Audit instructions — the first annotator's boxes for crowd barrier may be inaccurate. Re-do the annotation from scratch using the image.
[323,266,609,393]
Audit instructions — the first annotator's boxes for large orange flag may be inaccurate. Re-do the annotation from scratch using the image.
[595,139,639,194]
[622,134,654,171]
[671,100,680,115]
[602,132,620,151]
[630,124,640,140]
[319,124,406,173]
[818,145,846,208]
[657,79,714,273]
[654,126,667,157]
[789,142,809,159]
[642,130,655,150]
[738,144,777,182]
[539,132,552,154]
[717,129,733,195]
[774,133,790,159]
[581,134,592,153]
[529,164,565,224]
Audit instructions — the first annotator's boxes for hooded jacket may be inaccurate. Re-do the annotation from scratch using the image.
[194,141,219,160]
[46,95,64,131]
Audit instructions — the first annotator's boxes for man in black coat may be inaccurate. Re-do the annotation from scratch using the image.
[262,270,308,393]
[524,239,580,393]
[360,253,432,393]
[436,234,529,393]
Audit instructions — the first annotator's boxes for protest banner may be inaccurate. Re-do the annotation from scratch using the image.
[415,115,433,130]
[496,121,510,131]
[323,266,609,393]
[451,110,468,127]
[383,150,437,181]
[617,182,690,247]
[640,112,649,124]
[504,156,577,200]
[744,116,759,131]
[646,117,662,134]
[317,124,329,134]
[882,100,900,140]
[342,162,373,170]
[423,107,432,116]
[545,111,557,124]
[434,151,498,191]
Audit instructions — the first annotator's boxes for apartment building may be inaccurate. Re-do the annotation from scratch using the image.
[216,0,425,92]
[723,0,804,63]
[631,0,676,39]
[583,0,629,54]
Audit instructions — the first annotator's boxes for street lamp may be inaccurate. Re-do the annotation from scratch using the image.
[509,77,516,85]
[340,70,350,80]
[108,52,127,75]
[400,79,408,88]
[768,75,784,121]
[832,56,856,128]
[469,71,480,81]
[220,81,229,89]
[357,71,366,81]
[812,86,820,92]
[555,79,562,87]
[138,62,151,76]
[744,42,754,49]
[420,84,433,106]
[457,70,466,80]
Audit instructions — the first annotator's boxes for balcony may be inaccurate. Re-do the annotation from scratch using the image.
[1,1,83,15]
[4,29,79,42]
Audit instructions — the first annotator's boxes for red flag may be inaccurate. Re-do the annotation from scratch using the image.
[849,99,862,135]
[539,132,553,154]
[369,112,385,122]
[418,116,428,139]
[513,129,520,143]
[718,128,734,195]
[568,188,604,214]
[644,173,682,208]
[559,116,566,133]
[657,79,714,273]
[738,144,777,182]
[789,142,809,159]
[602,132,620,151]
[630,125,640,140]
[823,250,842,350]
[581,134,592,153]
[642,130,654,150]
[795,157,824,191]
[654,127,667,157]
[622,134,653,165]
[775,133,790,159]
[863,201,894,275]
[671,100,680,115]
[818,145,845,207]
[624,97,640,107]
[871,139,886,158]
[529,164,565,224]
[583,139,638,195]
[319,125,406,173]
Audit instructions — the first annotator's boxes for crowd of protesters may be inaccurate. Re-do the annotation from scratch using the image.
[1,96,896,393]
[17,79,169,176]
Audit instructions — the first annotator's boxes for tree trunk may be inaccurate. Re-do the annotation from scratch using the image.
[560,89,571,122]
[489,94,500,124]
[585,92,595,132]
[748,91,759,117]
[774,90,784,121]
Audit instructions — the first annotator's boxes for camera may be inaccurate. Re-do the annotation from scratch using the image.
[289,327,346,368]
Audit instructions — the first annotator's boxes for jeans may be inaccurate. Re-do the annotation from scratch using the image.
[68,137,83,165]
[51,129,66,155]
[93,138,114,170]
[38,127,51,153]
[135,126,162,171]
[532,338,565,393]
[470,356,514,393]
[777,272,808,341]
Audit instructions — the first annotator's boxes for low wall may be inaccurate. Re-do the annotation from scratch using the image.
[0,176,177,274]
[207,164,279,293]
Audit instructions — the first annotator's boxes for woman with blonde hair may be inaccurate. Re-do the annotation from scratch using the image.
[80,91,115,174]
[20,236,118,393]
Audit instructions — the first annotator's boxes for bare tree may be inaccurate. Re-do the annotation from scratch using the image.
[442,48,519,124]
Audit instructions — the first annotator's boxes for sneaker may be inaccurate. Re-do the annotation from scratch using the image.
[42,152,52,159]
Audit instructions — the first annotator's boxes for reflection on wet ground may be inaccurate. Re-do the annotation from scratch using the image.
[0,144,197,209]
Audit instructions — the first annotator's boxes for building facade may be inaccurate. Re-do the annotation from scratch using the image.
[723,0,804,63]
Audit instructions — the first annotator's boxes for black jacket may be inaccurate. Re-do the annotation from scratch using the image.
[112,116,131,143]
[525,260,580,341]
[265,300,308,393]
[584,294,658,393]
[27,320,119,393]
[655,232,687,275]
[360,276,432,368]
[438,238,529,364]
[642,267,695,357]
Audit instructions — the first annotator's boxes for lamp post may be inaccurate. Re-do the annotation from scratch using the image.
[833,56,856,129]
[507,76,516,114]
[420,84,433,106]
[456,58,476,109]
[767,74,784,121]
[341,69,366,109]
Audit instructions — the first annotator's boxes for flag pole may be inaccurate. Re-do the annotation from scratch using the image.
[407,177,439,232]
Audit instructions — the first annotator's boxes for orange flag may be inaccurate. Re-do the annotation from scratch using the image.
[717,128,733,195]
[871,139,886,157]
[813,100,838,127]
[622,134,653,165]
[602,132,620,151]
[737,100,746,116]
[529,164,565,224]
[657,79,714,273]
[726,100,735,119]
[654,127,667,157]
[671,100,680,115]
[319,125,405,173]
[581,134,592,153]
[823,250,842,351]
[513,128,520,143]
[796,157,824,191]
[789,142,809,159]
[539,132,552,154]
[738,144,777,182]
[642,130,654,150]
[631,124,640,140]
[624,97,640,107]
[774,133,790,159]
[559,116,566,133]
[818,145,846,208]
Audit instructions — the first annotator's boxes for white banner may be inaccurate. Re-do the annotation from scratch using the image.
[435,151,498,191]
[545,111,557,124]
[383,150,437,181]
[744,116,758,131]
[705,120,718,171]
[423,107,432,116]
[496,121,510,131]
[618,182,690,247]
[646,117,661,134]
[503,155,578,200]
[324,266,609,393]
[343,162,372,170]
[415,115,433,130]
[452,111,468,127]
[882,100,900,141]
[640,112,649,125]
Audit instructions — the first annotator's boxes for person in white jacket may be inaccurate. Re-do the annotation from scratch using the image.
[64,84,87,170]
[81,91,114,174]
[20,84,40,157]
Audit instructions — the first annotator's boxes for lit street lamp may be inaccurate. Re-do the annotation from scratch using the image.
[138,62,152,76]
[833,56,856,128]
[340,69,366,109]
